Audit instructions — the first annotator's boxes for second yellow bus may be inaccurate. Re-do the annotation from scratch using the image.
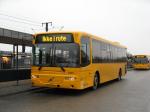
[133,55,150,70]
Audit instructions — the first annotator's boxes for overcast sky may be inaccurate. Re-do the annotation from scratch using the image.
[0,0,150,54]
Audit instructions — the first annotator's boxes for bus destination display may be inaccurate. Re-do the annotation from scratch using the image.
[35,33,74,43]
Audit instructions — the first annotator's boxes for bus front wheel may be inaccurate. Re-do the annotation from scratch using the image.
[92,74,99,90]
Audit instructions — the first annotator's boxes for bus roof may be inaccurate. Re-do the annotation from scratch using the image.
[33,31,127,49]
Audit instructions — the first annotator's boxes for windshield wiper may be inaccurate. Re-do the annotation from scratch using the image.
[55,63,65,72]
[60,66,65,72]
[38,64,43,70]
[58,64,65,72]
[38,66,42,70]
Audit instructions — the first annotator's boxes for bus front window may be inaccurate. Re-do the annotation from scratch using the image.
[134,57,149,64]
[33,43,80,67]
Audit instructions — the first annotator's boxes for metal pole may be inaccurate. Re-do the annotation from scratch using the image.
[22,45,25,68]
[22,45,25,53]
[16,45,19,85]
[13,45,15,69]
[42,22,52,32]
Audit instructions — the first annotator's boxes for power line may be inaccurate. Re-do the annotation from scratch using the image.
[0,17,42,27]
[0,11,41,24]
[0,11,63,32]
[0,23,44,34]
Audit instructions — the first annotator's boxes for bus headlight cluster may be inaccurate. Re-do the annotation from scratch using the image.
[65,76,76,81]
[32,75,39,78]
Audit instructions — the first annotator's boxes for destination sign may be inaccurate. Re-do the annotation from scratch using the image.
[135,55,146,58]
[35,33,74,43]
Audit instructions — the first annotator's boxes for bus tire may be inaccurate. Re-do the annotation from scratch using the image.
[118,69,122,81]
[92,73,99,90]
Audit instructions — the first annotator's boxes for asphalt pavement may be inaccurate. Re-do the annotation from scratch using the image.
[0,70,150,112]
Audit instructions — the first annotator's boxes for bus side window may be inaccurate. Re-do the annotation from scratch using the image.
[81,37,90,66]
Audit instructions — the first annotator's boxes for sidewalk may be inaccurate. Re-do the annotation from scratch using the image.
[0,79,36,97]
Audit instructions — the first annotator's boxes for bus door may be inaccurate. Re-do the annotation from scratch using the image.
[80,36,92,85]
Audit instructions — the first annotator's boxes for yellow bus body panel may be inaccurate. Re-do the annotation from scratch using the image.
[32,63,126,90]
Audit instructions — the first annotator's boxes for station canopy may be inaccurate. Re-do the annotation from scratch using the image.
[0,27,32,46]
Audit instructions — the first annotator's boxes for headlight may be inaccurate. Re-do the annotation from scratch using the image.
[65,77,76,81]
[32,75,39,78]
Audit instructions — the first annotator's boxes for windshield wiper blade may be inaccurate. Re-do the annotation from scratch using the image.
[38,65,42,70]
[60,66,65,72]
[55,63,65,72]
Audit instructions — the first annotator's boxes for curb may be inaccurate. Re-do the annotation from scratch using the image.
[0,80,38,97]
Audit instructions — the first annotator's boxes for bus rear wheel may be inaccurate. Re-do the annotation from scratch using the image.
[92,74,99,90]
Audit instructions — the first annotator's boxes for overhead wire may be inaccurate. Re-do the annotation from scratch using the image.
[0,10,41,24]
[0,16,42,27]
[0,11,57,33]
[0,12,45,33]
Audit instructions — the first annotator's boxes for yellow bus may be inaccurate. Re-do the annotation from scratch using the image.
[133,55,150,70]
[31,31,127,90]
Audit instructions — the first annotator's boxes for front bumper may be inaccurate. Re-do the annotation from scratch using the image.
[31,74,85,90]
[133,65,150,69]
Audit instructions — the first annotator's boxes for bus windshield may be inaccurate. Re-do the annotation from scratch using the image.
[134,57,149,64]
[33,43,80,67]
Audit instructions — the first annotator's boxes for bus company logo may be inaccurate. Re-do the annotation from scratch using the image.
[42,36,67,42]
